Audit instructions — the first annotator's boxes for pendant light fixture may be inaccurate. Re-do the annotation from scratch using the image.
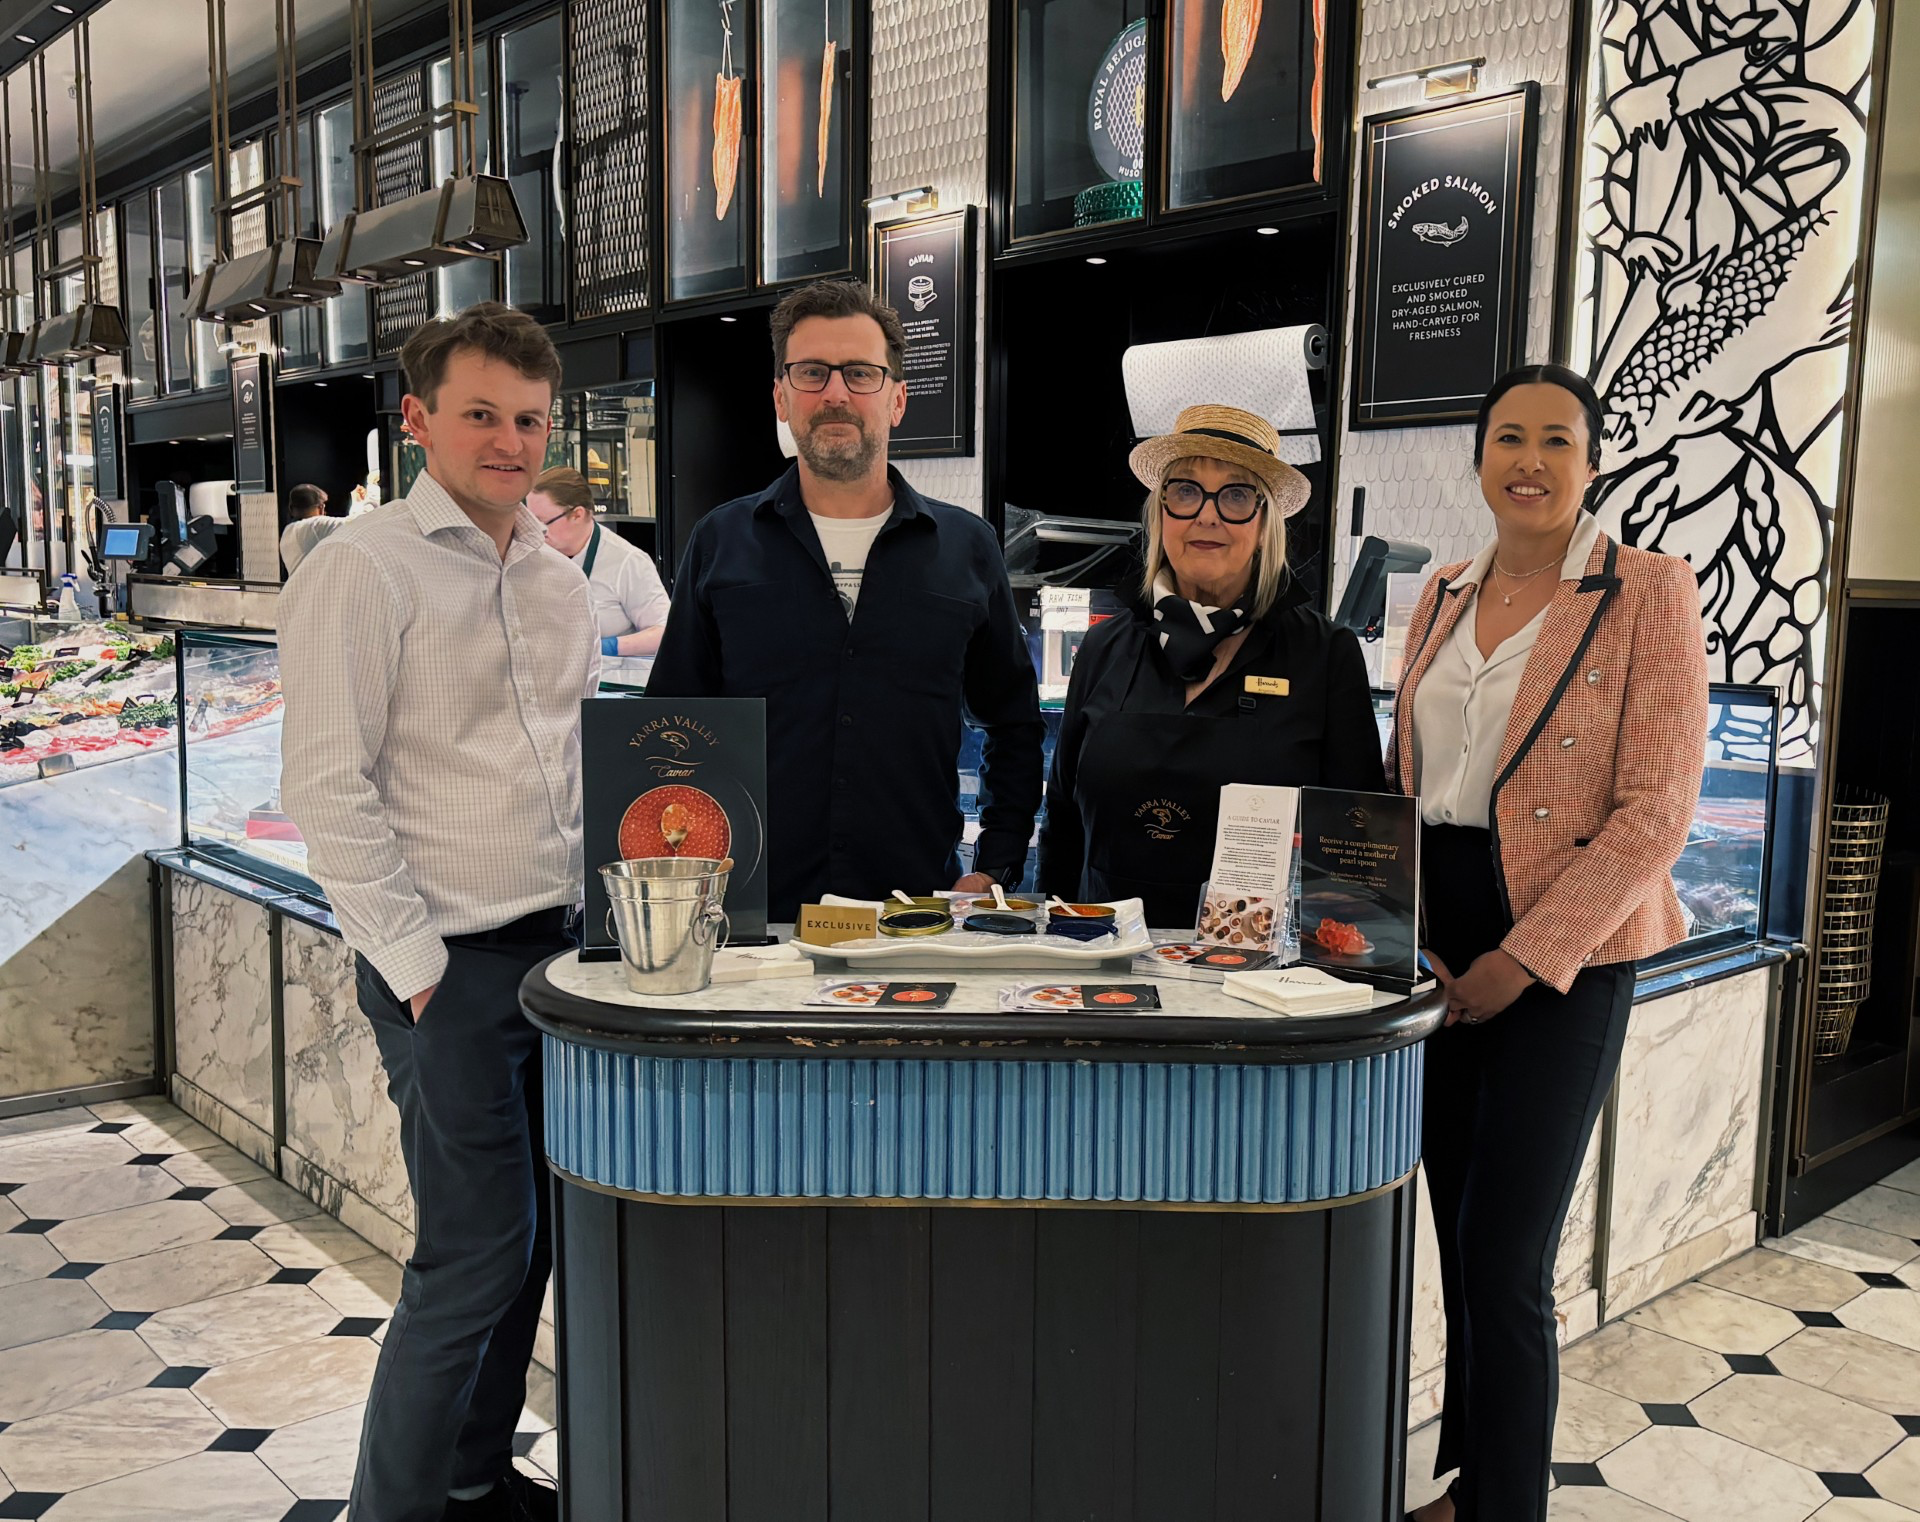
[32,19,127,362]
[189,0,341,324]
[318,0,528,287]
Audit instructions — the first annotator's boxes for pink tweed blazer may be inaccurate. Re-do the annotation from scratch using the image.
[1388,531,1710,993]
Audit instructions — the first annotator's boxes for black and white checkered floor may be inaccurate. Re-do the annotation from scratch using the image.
[1,1097,1916,1520]
[0,1097,553,1521]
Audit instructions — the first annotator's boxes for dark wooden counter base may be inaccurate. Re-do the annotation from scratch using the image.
[552,1172,1416,1522]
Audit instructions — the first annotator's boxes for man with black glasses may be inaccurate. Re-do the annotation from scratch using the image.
[648,279,1043,919]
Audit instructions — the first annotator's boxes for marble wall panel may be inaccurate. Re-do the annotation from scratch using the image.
[168,877,273,1141]
[170,1074,273,1170]
[279,922,414,1249]
[0,856,154,1100]
[1605,970,1771,1312]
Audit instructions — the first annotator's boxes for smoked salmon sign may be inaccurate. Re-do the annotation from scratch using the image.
[1352,85,1538,429]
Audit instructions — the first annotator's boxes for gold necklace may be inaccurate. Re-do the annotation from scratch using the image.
[1490,537,1573,606]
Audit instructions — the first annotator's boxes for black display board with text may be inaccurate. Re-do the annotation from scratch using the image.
[230,354,274,493]
[581,697,770,956]
[1298,787,1422,992]
[93,382,123,502]
[1351,85,1538,429]
[871,207,976,458]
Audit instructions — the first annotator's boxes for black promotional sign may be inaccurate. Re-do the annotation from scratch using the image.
[1352,85,1538,429]
[581,697,770,957]
[92,382,123,501]
[872,207,976,458]
[230,353,274,492]
[1297,787,1422,992]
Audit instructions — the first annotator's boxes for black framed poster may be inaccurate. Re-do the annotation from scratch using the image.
[871,206,976,458]
[1351,85,1538,429]
[229,353,274,492]
[581,696,770,955]
[93,381,124,502]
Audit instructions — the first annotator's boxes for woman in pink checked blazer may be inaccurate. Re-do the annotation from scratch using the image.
[1392,365,1708,1522]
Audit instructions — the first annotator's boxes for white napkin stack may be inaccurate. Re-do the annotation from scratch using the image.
[1220,966,1376,1017]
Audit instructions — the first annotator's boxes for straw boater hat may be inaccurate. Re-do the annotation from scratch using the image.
[1128,404,1311,519]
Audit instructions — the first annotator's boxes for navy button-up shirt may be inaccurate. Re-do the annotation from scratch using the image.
[648,465,1045,920]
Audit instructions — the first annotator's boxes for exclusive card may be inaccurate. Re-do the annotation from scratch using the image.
[1000,982,1163,1012]
[1297,787,1421,992]
[581,697,769,958]
[1134,942,1281,982]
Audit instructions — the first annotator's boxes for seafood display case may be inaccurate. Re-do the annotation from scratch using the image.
[0,618,181,785]
[175,630,318,897]
[1009,0,1149,240]
[666,0,754,298]
[1658,681,1779,963]
[760,0,855,284]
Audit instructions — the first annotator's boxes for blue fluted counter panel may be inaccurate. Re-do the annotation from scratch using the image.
[544,1040,1423,1206]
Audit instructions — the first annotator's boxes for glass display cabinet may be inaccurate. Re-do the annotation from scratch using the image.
[175,631,316,896]
[1011,0,1149,240]
[759,0,854,284]
[0,620,178,787]
[666,0,753,299]
[1666,682,1779,957]
[1163,0,1325,208]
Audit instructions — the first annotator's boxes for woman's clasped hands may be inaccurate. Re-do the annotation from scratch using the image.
[1424,947,1536,1026]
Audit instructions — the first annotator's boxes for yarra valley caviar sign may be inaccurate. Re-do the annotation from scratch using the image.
[872,207,976,458]
[1352,86,1538,429]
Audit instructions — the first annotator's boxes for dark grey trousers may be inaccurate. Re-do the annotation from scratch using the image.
[349,926,566,1522]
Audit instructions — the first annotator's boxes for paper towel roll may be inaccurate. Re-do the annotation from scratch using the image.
[1122,325,1327,465]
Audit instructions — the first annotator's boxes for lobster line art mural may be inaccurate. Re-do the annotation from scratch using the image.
[1570,0,1876,762]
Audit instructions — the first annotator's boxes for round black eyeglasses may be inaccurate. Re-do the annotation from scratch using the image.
[1161,478,1265,524]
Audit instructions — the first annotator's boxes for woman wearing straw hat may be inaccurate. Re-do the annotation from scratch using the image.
[1039,404,1385,927]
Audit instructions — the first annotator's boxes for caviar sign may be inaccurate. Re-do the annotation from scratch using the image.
[872,207,976,459]
[1352,86,1538,429]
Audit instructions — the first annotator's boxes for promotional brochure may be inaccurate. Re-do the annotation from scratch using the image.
[581,697,769,957]
[1196,783,1298,951]
[1297,786,1423,991]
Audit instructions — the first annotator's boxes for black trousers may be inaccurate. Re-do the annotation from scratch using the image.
[350,909,572,1522]
[1419,826,1633,1522]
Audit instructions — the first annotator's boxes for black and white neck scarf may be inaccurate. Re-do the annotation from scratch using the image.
[1150,576,1253,682]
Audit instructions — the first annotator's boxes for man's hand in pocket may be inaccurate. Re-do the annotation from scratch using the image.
[409,984,438,1024]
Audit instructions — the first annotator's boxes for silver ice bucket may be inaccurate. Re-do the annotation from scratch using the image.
[599,858,732,996]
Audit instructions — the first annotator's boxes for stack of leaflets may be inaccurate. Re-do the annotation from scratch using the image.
[1133,941,1281,983]
[1219,965,1378,1017]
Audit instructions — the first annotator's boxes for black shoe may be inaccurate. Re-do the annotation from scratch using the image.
[442,1484,512,1521]
[500,1467,559,1522]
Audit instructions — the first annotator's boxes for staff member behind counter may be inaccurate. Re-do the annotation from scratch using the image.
[529,466,670,656]
[1040,405,1384,927]
[647,278,1043,919]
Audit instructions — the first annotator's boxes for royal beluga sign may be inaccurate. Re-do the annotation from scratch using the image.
[1351,86,1539,428]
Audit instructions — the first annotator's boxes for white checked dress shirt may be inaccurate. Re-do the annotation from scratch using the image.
[279,472,599,1001]
[1412,510,1601,830]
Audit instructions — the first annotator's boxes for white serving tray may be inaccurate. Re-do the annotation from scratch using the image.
[792,897,1153,970]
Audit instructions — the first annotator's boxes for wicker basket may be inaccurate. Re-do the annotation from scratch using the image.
[1813,787,1891,1060]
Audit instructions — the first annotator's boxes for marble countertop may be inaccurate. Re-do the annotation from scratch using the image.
[522,943,1451,1065]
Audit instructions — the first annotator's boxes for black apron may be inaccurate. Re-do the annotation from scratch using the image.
[1075,628,1295,929]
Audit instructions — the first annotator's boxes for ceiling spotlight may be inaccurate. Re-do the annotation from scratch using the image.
[315,380,328,387]
[719,315,737,323]
[1256,226,1280,235]
[1085,257,1108,265]
[52,5,74,13]
[13,34,34,44]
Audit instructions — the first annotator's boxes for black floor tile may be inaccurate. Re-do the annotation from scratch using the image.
[1641,1403,1699,1427]
[511,1431,538,1458]
[93,1310,152,1330]
[7,1220,58,1234]
[88,1122,133,1134]
[0,1494,61,1518]
[1551,1463,1608,1487]
[126,1153,173,1166]
[169,1186,216,1202]
[1723,1353,1780,1375]
[1796,1310,1846,1327]
[281,1503,348,1522]
[48,1261,102,1279]
[1818,1472,1879,1499]
[0,1183,19,1195]
[207,1427,273,1453]
[1858,1271,1907,1289]
[328,1317,384,1338]
[147,1366,209,1388]
[1899,1415,1920,1437]
[215,1225,264,1241]
[270,1267,321,1285]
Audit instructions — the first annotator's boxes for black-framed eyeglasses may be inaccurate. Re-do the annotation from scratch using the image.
[533,505,584,530]
[1161,478,1265,524]
[780,360,895,394]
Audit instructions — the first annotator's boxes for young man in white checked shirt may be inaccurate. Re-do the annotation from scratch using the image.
[279,303,594,1522]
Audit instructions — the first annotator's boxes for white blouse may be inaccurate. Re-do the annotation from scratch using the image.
[1411,512,1601,829]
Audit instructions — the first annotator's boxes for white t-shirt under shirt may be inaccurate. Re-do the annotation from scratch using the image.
[572,525,671,639]
[809,508,892,618]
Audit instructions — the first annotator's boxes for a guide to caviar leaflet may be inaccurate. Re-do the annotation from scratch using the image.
[1198,784,1299,952]
[1298,787,1422,992]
